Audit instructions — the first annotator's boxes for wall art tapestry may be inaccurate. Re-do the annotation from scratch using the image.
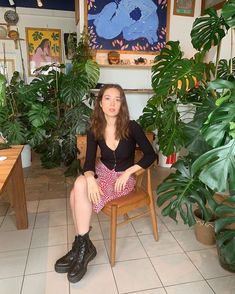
[85,0,169,54]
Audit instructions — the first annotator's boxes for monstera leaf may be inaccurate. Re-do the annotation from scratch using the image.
[217,58,235,80]
[191,8,228,51]
[138,96,162,131]
[152,41,182,95]
[215,195,235,267]
[158,101,185,155]
[192,139,235,192]
[3,119,27,144]
[152,41,204,96]
[157,160,216,226]
[201,102,235,147]
[222,0,235,28]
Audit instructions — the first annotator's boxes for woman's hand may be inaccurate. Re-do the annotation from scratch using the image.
[114,170,131,192]
[86,175,103,204]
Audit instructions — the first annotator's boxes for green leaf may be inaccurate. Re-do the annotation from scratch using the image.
[3,119,27,144]
[28,104,51,127]
[156,160,215,226]
[222,0,235,28]
[191,9,228,51]
[192,139,235,192]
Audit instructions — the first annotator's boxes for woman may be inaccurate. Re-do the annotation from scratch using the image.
[31,38,51,68]
[55,84,156,283]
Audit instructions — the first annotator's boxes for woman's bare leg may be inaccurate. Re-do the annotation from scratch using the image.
[70,175,93,235]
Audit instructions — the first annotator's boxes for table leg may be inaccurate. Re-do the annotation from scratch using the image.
[10,156,28,229]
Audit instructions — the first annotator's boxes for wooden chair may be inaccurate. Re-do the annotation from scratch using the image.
[76,134,159,266]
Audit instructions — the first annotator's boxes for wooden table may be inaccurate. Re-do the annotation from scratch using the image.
[0,146,28,229]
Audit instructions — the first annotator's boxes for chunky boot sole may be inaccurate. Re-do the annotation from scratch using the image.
[55,263,71,274]
[67,248,97,283]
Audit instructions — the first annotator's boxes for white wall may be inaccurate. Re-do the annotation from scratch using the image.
[0,7,76,83]
[1,0,232,119]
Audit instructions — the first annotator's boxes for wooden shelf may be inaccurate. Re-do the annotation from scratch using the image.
[98,64,152,69]
[91,88,153,94]
[0,37,24,49]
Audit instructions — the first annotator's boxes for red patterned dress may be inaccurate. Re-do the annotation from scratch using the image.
[93,161,136,213]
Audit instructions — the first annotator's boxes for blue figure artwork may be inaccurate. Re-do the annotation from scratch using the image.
[87,0,167,52]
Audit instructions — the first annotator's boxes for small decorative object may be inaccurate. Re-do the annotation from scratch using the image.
[0,132,8,144]
[0,26,7,39]
[134,57,147,65]
[108,51,120,64]
[8,30,19,40]
[4,10,19,25]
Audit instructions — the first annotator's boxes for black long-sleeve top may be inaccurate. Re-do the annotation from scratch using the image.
[83,120,156,173]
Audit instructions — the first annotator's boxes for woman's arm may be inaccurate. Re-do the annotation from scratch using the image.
[131,120,157,169]
[83,131,98,173]
[82,132,102,204]
[115,121,156,192]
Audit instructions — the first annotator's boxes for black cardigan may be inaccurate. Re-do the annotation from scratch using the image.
[83,120,157,173]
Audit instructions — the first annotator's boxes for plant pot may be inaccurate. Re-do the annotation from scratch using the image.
[158,152,177,168]
[21,144,32,168]
[216,234,235,272]
[194,209,216,245]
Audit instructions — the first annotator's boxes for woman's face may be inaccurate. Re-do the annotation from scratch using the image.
[100,87,122,118]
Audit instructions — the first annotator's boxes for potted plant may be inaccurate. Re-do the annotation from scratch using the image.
[139,0,235,270]
[0,33,100,175]
[0,71,36,167]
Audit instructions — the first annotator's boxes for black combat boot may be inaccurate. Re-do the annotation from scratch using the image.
[67,231,97,283]
[54,236,78,273]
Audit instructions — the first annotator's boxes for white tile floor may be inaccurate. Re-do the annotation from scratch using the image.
[0,196,235,294]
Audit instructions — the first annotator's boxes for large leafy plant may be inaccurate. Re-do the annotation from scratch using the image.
[143,0,235,270]
[0,34,100,175]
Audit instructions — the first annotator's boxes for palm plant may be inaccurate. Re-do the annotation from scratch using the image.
[139,0,235,271]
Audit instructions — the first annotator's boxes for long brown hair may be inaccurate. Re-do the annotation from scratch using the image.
[91,84,130,140]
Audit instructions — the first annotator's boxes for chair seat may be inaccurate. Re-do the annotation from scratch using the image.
[102,189,150,216]
[106,189,148,208]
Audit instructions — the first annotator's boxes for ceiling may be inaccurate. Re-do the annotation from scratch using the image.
[0,0,74,11]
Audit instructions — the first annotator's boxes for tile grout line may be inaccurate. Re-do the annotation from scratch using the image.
[132,217,166,292]
[20,199,40,294]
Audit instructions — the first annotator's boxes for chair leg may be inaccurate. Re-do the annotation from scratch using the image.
[149,201,159,241]
[110,205,118,267]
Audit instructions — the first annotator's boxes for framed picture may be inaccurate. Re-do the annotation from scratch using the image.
[0,59,15,81]
[25,27,62,76]
[64,33,77,60]
[84,0,170,54]
[75,0,79,25]
[201,0,226,14]
[173,0,195,17]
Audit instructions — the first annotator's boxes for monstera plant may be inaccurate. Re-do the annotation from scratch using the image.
[0,34,100,175]
[139,0,235,271]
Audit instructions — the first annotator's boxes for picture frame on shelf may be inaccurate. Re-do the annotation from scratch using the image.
[173,0,195,17]
[201,0,226,15]
[25,27,62,76]
[0,58,15,81]
[75,0,79,25]
[84,0,170,54]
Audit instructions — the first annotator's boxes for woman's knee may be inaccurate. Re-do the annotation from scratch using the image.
[73,175,87,191]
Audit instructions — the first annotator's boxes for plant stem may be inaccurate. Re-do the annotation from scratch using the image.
[230,29,234,75]
[215,38,222,79]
